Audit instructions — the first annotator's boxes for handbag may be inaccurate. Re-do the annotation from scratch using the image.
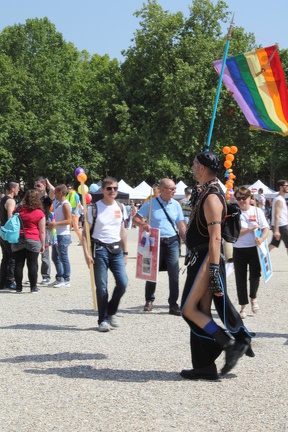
[93,239,122,255]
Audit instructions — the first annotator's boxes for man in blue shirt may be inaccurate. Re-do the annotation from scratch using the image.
[133,178,186,315]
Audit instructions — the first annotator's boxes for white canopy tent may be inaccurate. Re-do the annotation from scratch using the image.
[174,181,188,200]
[118,179,149,200]
[217,179,227,193]
[132,181,152,200]
[249,180,276,199]
[118,179,134,196]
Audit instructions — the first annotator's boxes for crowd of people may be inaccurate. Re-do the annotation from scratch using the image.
[0,160,287,380]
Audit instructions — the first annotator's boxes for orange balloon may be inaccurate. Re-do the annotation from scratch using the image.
[77,173,87,182]
[229,173,233,180]
[222,146,230,154]
[224,160,232,169]
[226,182,233,189]
[226,154,235,162]
[230,146,238,154]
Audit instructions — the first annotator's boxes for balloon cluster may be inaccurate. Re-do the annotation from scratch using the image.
[222,146,238,201]
[74,167,92,204]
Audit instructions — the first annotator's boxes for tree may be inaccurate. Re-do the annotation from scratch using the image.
[119,0,259,185]
[0,18,105,185]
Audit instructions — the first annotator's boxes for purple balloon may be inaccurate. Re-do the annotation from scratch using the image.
[74,167,86,177]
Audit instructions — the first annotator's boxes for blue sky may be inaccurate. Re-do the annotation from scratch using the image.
[1,0,287,60]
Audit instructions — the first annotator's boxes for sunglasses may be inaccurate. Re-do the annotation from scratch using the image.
[235,196,248,201]
[106,186,118,191]
[164,187,176,191]
[34,184,42,188]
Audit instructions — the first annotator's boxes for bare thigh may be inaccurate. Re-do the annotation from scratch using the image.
[182,255,213,328]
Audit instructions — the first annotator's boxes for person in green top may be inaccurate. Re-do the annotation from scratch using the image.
[66,185,82,245]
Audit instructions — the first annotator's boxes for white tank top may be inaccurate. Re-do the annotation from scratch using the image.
[54,199,71,235]
[271,195,288,227]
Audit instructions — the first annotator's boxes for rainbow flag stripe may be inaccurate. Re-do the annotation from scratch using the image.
[213,45,288,135]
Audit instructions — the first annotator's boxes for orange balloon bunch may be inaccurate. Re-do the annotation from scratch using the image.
[222,146,238,200]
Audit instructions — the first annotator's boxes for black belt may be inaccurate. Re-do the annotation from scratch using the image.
[160,235,179,244]
[188,243,209,253]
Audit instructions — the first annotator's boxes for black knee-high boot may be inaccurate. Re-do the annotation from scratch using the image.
[212,328,248,375]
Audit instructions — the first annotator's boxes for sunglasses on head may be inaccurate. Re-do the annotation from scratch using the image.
[106,186,118,191]
[236,196,248,201]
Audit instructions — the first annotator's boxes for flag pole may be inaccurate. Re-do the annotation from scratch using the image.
[81,181,98,311]
[205,14,234,152]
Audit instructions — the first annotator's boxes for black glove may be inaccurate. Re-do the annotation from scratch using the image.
[209,264,222,294]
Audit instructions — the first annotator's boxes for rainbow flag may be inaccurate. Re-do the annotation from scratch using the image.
[213,45,288,135]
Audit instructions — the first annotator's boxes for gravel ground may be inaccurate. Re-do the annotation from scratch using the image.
[0,229,287,432]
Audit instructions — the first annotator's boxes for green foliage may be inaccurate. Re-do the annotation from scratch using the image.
[0,2,287,191]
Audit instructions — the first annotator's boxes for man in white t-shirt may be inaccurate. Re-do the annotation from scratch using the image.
[269,179,288,255]
[82,177,128,332]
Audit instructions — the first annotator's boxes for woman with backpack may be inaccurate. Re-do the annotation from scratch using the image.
[233,186,269,318]
[12,190,45,293]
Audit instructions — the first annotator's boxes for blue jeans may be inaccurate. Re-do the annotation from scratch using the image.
[52,234,71,281]
[93,244,128,325]
[41,227,51,280]
[145,236,180,307]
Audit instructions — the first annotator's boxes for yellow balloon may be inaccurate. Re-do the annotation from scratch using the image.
[78,184,88,194]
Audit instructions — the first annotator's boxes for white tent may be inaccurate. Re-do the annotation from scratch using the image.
[174,181,188,200]
[217,179,227,193]
[118,179,150,199]
[249,180,276,199]
[132,181,152,199]
[118,179,134,195]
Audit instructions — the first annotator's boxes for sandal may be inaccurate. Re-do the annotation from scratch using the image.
[250,298,259,314]
[240,307,247,319]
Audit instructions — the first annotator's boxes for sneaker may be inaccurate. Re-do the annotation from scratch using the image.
[109,315,120,328]
[98,321,110,332]
[48,279,64,287]
[5,283,16,290]
[31,287,40,293]
[40,279,50,285]
[53,281,71,288]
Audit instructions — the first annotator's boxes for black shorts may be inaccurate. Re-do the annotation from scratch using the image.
[270,225,288,248]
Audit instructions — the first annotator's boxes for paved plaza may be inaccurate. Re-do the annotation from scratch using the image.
[1,229,287,431]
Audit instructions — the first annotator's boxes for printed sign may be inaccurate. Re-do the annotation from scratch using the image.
[136,227,160,282]
[254,229,273,283]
